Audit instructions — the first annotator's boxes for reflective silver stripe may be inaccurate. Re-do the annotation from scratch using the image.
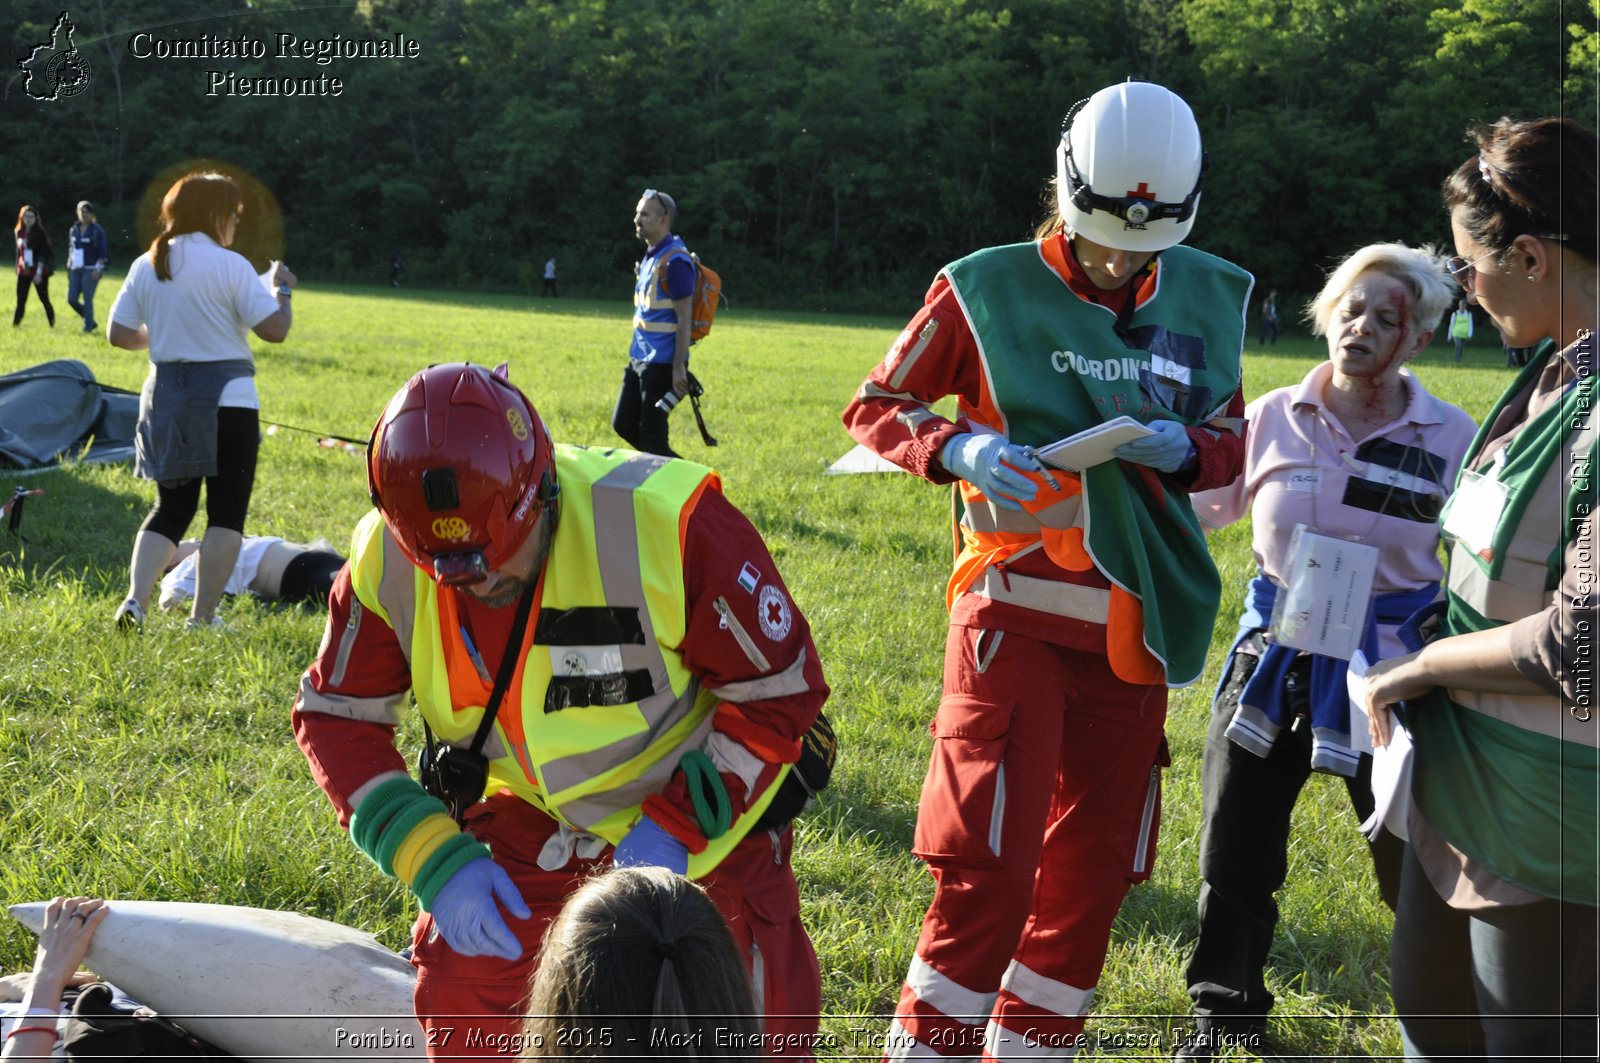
[988,759,1006,857]
[896,406,939,431]
[705,729,766,799]
[856,380,925,403]
[967,569,1110,623]
[713,596,772,672]
[632,317,676,332]
[296,673,407,725]
[904,954,996,1021]
[1453,686,1600,749]
[592,457,673,716]
[888,318,939,391]
[749,938,765,1014]
[375,532,419,666]
[998,959,1095,1017]
[714,648,812,703]
[554,706,717,828]
[962,495,1082,535]
[1132,765,1159,874]
[329,596,362,687]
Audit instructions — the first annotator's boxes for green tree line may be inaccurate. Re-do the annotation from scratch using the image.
[4,0,1595,314]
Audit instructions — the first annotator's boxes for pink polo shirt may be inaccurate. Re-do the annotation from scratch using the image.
[1194,362,1478,652]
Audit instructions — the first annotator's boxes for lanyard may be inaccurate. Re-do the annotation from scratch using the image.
[422,586,537,760]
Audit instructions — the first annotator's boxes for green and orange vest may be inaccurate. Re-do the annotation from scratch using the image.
[941,241,1252,686]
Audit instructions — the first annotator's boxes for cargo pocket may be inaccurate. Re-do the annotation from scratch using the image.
[913,694,1015,867]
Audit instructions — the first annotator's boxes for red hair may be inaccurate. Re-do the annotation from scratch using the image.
[150,173,243,280]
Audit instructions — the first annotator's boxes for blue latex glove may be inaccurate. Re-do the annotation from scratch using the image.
[429,857,531,961]
[940,433,1044,511]
[613,817,689,875]
[1114,420,1194,473]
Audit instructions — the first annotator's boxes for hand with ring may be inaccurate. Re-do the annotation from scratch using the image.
[8,898,107,1035]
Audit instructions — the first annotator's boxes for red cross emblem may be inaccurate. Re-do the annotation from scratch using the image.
[1126,182,1155,200]
[766,599,785,626]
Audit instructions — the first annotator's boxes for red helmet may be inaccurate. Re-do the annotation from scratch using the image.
[367,363,557,584]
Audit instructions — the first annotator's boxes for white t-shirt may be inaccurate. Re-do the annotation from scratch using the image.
[159,535,284,609]
[108,233,281,407]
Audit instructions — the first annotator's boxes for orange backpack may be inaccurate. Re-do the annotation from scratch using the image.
[666,250,724,344]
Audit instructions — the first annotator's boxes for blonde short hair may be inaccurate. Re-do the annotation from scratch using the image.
[1306,242,1455,338]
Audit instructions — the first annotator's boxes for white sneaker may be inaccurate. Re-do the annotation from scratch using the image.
[113,598,145,632]
[184,616,228,632]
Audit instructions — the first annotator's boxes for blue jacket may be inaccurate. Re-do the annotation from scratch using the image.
[1221,574,1438,777]
[69,222,108,269]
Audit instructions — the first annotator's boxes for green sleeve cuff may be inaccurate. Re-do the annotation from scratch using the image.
[412,832,493,910]
[373,798,448,877]
[350,777,447,869]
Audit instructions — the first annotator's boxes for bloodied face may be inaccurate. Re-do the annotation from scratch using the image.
[1327,269,1427,387]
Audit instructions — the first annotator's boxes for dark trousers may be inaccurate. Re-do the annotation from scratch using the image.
[1392,842,1598,1062]
[541,278,557,297]
[611,360,678,458]
[1184,662,1403,1033]
[14,273,54,326]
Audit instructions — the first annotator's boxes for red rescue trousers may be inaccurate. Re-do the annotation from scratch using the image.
[889,625,1168,1061]
[409,792,821,1059]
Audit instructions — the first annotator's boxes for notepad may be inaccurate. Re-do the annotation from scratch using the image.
[1033,416,1155,471]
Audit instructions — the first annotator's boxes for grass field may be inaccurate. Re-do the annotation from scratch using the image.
[0,280,1519,1059]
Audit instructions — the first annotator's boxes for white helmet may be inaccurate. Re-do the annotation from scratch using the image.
[1056,81,1206,253]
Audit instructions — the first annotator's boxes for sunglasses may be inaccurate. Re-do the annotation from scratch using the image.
[1445,249,1499,291]
[641,188,675,215]
[1448,233,1568,291]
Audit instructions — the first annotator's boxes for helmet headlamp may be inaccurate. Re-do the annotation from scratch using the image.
[1057,95,1208,231]
[432,550,491,587]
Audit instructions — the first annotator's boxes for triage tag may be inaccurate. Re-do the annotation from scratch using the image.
[1441,467,1510,562]
[68,246,83,269]
[1270,523,1379,661]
